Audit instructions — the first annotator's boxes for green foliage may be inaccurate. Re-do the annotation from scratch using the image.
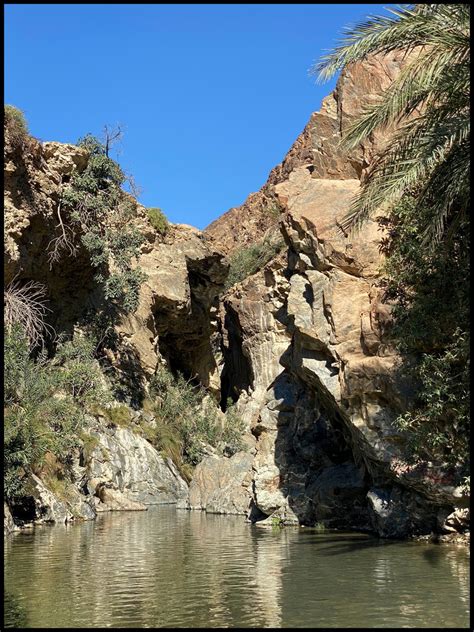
[104,268,148,314]
[102,404,133,428]
[394,332,469,477]
[4,105,28,146]
[380,196,469,353]
[263,201,283,221]
[271,515,284,528]
[78,431,99,462]
[147,365,245,478]
[225,234,284,289]
[222,399,246,455]
[147,207,169,235]
[4,326,106,500]
[380,195,469,479]
[51,133,146,317]
[314,4,470,246]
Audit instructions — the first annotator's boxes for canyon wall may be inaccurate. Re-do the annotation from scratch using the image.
[194,52,469,539]
[4,51,469,540]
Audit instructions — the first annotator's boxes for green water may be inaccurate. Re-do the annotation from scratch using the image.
[4,506,470,628]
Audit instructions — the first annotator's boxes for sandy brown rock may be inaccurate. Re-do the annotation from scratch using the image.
[191,51,468,537]
[203,51,411,256]
[187,451,254,515]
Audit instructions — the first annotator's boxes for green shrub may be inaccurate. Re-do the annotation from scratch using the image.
[147,365,246,478]
[147,207,169,235]
[4,105,28,146]
[222,399,245,455]
[263,201,283,221]
[78,431,99,463]
[49,133,147,318]
[225,234,285,289]
[380,194,469,480]
[4,326,107,500]
[271,515,284,528]
[102,404,133,428]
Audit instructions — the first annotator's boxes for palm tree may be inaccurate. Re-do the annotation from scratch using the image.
[312,4,470,247]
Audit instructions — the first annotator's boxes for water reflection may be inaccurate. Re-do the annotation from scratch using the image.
[4,507,470,628]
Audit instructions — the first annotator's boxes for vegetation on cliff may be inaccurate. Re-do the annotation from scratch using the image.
[4,325,106,499]
[147,366,245,480]
[316,3,470,482]
[4,105,28,147]
[54,133,147,315]
[147,207,169,235]
[224,231,284,289]
[4,116,244,504]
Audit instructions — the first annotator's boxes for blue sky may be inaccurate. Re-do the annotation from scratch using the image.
[5,3,394,229]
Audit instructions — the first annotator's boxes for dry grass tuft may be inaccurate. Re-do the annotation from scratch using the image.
[4,278,55,348]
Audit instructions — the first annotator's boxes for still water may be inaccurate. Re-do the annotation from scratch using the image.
[4,506,470,628]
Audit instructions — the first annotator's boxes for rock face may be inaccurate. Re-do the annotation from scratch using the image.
[4,128,228,396]
[4,133,216,530]
[4,421,190,529]
[4,52,469,540]
[190,53,469,539]
[185,451,254,515]
[86,425,189,506]
[120,224,228,395]
[4,503,20,535]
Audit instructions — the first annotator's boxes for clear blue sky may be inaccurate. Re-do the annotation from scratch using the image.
[5,3,394,229]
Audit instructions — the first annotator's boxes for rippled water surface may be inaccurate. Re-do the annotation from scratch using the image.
[4,506,470,628]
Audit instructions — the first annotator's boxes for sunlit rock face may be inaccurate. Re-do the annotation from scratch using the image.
[189,52,468,538]
[86,425,189,506]
[3,50,468,539]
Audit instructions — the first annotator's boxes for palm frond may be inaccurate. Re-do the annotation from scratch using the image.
[339,109,470,233]
[341,46,469,149]
[314,4,468,83]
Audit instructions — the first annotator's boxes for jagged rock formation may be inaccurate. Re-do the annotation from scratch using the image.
[3,129,223,532]
[192,52,470,538]
[86,423,189,506]
[4,51,469,540]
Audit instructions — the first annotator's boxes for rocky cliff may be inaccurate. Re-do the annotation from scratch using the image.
[4,125,226,530]
[4,51,469,541]
[196,52,469,540]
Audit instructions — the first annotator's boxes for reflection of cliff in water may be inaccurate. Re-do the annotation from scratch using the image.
[3,508,470,629]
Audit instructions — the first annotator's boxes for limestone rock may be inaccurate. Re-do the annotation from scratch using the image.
[4,503,19,535]
[193,50,466,538]
[95,484,147,512]
[19,474,74,524]
[366,486,444,539]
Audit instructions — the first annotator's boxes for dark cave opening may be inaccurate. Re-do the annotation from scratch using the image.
[219,304,254,412]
